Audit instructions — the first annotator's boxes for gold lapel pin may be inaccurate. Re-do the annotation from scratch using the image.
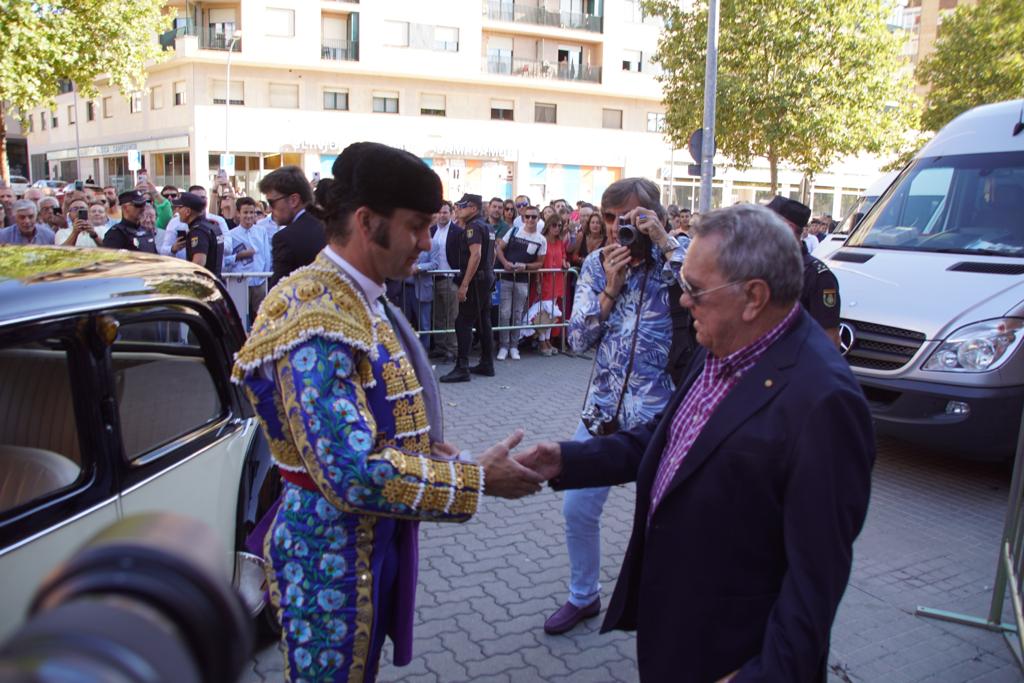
[764,379,774,388]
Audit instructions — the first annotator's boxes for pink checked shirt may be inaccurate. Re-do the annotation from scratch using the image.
[649,304,801,514]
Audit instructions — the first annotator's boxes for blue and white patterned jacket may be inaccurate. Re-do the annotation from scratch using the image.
[569,237,689,429]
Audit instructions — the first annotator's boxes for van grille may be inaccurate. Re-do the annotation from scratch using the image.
[841,319,926,371]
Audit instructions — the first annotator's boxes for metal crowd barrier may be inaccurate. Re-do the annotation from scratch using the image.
[223,268,581,356]
[916,406,1024,670]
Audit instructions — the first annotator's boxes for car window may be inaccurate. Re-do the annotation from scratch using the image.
[109,316,225,463]
[0,333,85,515]
[850,152,1024,255]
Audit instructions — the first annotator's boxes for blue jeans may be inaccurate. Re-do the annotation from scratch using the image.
[562,420,611,608]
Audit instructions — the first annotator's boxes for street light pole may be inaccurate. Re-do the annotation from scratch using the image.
[224,30,242,173]
[72,83,83,181]
[698,0,719,213]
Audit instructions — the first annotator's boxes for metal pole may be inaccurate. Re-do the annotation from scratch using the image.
[72,84,83,180]
[225,37,237,163]
[698,0,719,213]
[668,146,675,205]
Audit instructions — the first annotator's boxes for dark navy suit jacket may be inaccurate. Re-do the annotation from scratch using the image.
[555,310,875,682]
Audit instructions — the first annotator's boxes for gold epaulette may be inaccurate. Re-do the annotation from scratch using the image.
[231,254,378,382]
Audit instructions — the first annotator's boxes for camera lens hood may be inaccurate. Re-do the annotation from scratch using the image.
[27,514,253,683]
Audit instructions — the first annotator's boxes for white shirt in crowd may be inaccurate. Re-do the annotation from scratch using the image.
[432,221,453,271]
[226,224,272,287]
[803,234,819,253]
[499,226,548,261]
[54,224,109,248]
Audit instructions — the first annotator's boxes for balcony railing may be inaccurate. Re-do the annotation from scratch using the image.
[203,28,242,51]
[322,38,359,60]
[159,25,242,51]
[484,56,601,83]
[484,1,603,33]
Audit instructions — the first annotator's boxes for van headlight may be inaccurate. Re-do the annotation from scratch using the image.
[922,319,1024,372]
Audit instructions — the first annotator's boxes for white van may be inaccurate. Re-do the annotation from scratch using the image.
[830,99,1024,461]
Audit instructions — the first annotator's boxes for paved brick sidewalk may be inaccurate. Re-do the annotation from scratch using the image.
[244,352,1022,682]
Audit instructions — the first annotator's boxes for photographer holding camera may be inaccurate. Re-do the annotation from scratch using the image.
[544,177,688,636]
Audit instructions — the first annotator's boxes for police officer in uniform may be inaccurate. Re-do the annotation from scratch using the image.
[441,193,496,383]
[101,190,157,253]
[173,192,224,281]
[766,195,841,348]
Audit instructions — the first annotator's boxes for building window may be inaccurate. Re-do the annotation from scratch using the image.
[67,104,76,125]
[535,102,556,124]
[602,108,623,129]
[384,20,409,47]
[86,101,95,121]
[622,49,643,73]
[372,92,399,114]
[491,99,514,121]
[434,26,459,52]
[51,111,58,128]
[129,92,143,113]
[212,79,245,105]
[647,112,666,132]
[324,89,349,111]
[174,81,187,106]
[420,93,446,117]
[486,36,514,74]
[266,8,295,37]
[151,85,164,110]
[40,112,47,131]
[269,83,299,108]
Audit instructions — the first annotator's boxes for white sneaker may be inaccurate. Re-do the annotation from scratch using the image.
[509,348,521,360]
[496,347,509,361]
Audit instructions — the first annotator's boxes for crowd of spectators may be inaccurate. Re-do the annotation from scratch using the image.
[0,175,834,356]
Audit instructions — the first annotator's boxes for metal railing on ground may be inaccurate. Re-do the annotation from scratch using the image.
[916,408,1024,670]
[222,267,580,356]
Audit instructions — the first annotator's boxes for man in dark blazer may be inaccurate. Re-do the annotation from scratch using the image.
[260,165,325,288]
[518,204,875,683]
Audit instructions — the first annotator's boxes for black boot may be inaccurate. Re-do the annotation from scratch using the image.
[440,366,471,383]
[470,364,495,377]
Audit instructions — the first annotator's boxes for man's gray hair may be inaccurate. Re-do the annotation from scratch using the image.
[692,204,803,305]
[601,177,668,224]
[12,199,38,217]
[39,197,60,209]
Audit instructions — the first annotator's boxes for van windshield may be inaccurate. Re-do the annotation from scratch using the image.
[847,152,1024,256]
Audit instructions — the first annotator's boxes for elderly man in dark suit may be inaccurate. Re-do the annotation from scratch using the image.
[260,165,326,287]
[518,203,874,682]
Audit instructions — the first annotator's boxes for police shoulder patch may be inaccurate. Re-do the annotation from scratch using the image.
[191,236,199,247]
[466,228,474,239]
[823,288,837,308]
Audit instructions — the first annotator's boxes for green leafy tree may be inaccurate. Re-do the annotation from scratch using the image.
[644,0,919,194]
[918,0,1024,132]
[0,0,170,181]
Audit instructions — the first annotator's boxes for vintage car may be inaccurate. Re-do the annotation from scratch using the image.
[0,246,279,639]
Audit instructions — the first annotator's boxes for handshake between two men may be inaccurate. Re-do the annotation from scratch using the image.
[472,429,563,499]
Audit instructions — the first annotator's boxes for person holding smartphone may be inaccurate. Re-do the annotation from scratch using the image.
[55,197,104,247]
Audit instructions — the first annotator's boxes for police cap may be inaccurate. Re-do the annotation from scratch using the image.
[766,196,811,229]
[172,192,207,213]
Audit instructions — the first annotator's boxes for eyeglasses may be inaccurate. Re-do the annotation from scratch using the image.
[523,214,539,220]
[515,201,529,208]
[266,195,289,207]
[678,276,746,304]
[162,193,179,199]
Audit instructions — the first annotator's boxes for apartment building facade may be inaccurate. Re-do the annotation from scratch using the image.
[24,0,885,214]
